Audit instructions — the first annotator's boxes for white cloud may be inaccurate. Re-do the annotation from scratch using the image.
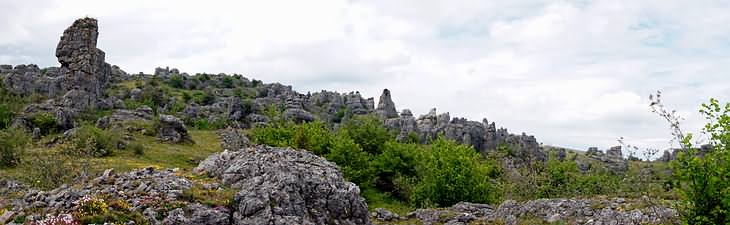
[1,0,728,155]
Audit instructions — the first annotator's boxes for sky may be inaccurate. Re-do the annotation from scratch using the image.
[1,0,729,156]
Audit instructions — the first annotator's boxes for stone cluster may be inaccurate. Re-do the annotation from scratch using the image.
[380,89,544,163]
[194,146,371,225]
[578,146,629,172]
[374,198,677,225]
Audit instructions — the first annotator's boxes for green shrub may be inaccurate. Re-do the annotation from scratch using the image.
[292,120,332,155]
[128,142,145,156]
[192,117,229,130]
[30,112,59,135]
[68,125,122,157]
[168,74,184,89]
[192,90,215,106]
[538,159,578,198]
[371,142,420,200]
[670,98,730,224]
[182,91,192,103]
[0,104,13,129]
[411,138,501,207]
[20,151,80,190]
[0,128,29,168]
[221,76,234,88]
[250,122,295,147]
[325,134,373,186]
[339,115,393,154]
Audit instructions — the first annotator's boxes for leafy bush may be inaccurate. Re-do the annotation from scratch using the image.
[250,122,295,147]
[192,90,216,105]
[127,142,145,156]
[325,134,373,186]
[339,115,393,154]
[192,117,229,130]
[292,120,332,155]
[0,104,13,129]
[411,138,501,207]
[30,112,59,135]
[20,151,80,190]
[68,125,122,157]
[221,76,235,88]
[669,98,730,224]
[0,128,29,168]
[371,142,420,200]
[168,74,184,89]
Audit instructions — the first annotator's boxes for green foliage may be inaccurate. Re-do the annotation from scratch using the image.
[0,128,29,168]
[221,76,235,88]
[192,90,216,105]
[191,117,229,130]
[0,104,12,129]
[325,134,373,186]
[538,159,578,198]
[371,142,420,200]
[30,112,59,135]
[68,125,122,157]
[672,98,730,225]
[292,120,332,155]
[168,74,184,89]
[340,115,393,154]
[250,122,295,147]
[128,142,145,156]
[411,138,501,207]
[19,151,80,190]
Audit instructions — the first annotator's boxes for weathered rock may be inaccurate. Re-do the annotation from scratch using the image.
[384,199,677,225]
[372,208,400,221]
[376,89,398,119]
[217,127,250,151]
[161,203,230,225]
[582,146,628,173]
[194,146,371,225]
[96,106,154,130]
[157,114,193,143]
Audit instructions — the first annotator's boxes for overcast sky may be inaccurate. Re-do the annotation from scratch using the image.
[2,0,729,155]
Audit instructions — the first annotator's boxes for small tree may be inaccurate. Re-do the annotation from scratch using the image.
[411,138,501,207]
[650,91,730,224]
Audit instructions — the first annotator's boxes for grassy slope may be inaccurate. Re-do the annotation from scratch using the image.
[0,130,221,179]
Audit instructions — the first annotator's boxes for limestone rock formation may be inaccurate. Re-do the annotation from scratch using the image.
[379,199,677,225]
[579,146,629,173]
[157,114,193,143]
[376,89,398,119]
[217,127,250,151]
[95,106,155,130]
[383,106,545,166]
[55,17,111,103]
[194,146,371,225]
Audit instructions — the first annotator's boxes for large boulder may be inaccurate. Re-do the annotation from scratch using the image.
[194,146,371,225]
[157,114,193,143]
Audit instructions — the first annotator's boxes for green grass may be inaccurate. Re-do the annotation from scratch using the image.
[0,129,222,180]
[362,187,414,216]
[91,130,221,173]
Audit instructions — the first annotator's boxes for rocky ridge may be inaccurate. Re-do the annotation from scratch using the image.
[372,198,677,225]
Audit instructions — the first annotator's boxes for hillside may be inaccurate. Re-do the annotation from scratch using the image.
[0,17,688,225]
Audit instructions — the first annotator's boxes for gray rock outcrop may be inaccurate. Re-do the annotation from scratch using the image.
[157,114,193,143]
[580,146,629,173]
[194,146,371,225]
[386,198,677,225]
[217,127,250,151]
[376,89,398,119]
